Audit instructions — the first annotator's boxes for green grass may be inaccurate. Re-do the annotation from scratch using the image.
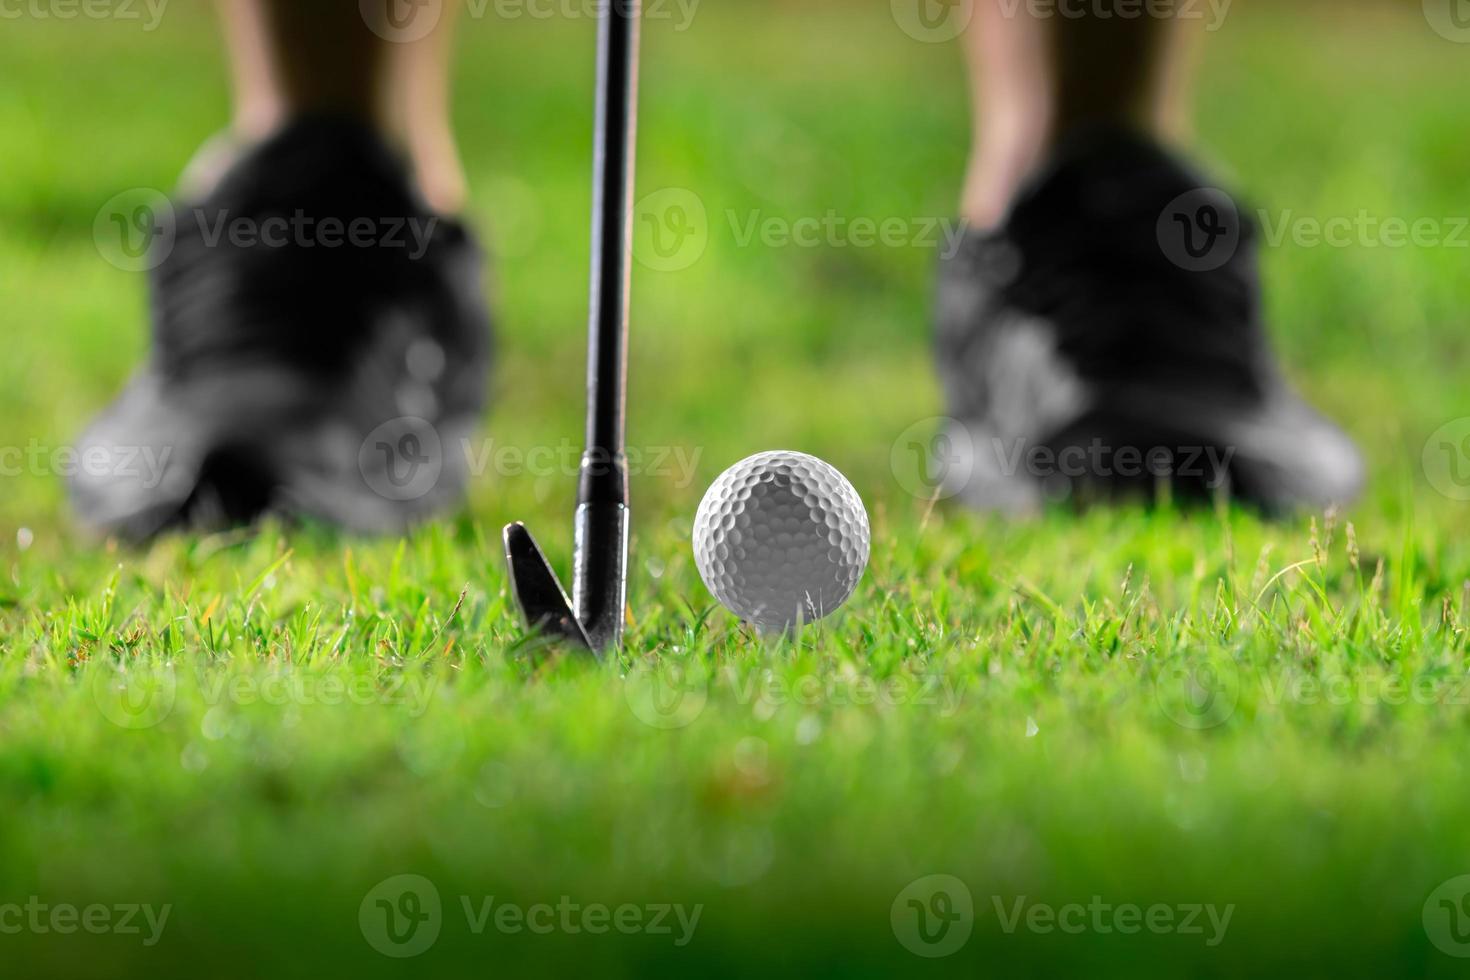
[4,1,1470,976]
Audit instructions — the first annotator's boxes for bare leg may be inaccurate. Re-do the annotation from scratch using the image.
[210,0,465,212]
[960,2,1199,227]
[387,2,467,213]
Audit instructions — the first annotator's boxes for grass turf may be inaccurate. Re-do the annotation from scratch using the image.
[3,1,1470,976]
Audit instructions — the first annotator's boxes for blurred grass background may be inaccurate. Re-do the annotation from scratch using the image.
[2,1,1470,976]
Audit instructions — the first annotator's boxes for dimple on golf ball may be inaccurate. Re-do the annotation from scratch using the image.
[693,451,870,631]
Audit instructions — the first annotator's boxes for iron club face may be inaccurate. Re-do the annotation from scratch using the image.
[503,522,593,651]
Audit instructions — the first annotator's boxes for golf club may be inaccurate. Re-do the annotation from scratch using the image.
[502,0,640,654]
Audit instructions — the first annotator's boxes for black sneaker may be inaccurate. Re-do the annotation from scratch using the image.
[934,127,1363,513]
[71,116,492,539]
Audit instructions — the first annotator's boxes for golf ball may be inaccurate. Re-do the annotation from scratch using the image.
[693,451,870,631]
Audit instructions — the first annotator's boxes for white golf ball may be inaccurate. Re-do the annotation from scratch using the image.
[693,451,870,631]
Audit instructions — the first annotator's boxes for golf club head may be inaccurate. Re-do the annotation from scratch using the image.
[503,522,593,652]
[572,499,629,653]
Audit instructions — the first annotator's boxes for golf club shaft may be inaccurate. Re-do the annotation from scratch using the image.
[574,0,639,650]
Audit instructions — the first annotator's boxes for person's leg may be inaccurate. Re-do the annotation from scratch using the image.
[211,0,465,212]
[386,2,467,214]
[73,0,491,539]
[959,2,1198,226]
[937,3,1363,513]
